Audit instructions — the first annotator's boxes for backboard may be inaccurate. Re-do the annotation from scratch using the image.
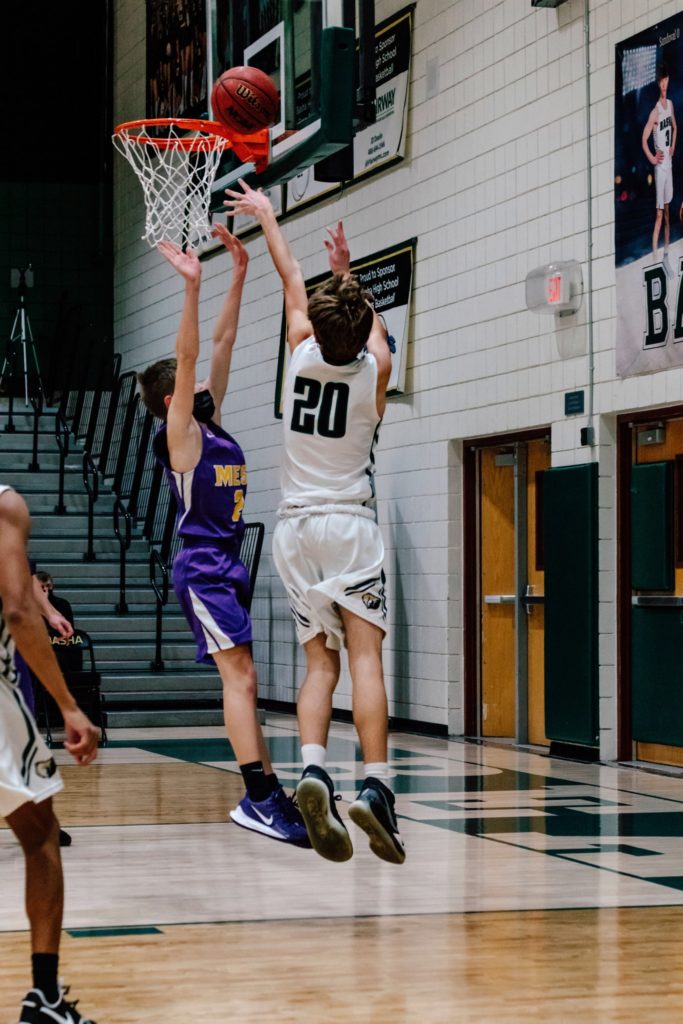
[206,0,376,206]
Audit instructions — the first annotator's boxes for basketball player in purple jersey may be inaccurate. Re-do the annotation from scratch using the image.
[225,183,405,865]
[138,225,308,847]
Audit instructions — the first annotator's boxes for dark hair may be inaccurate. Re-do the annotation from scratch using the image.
[657,64,669,83]
[35,571,53,588]
[137,357,177,420]
[307,273,374,363]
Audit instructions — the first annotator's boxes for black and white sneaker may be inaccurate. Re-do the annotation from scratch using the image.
[295,765,353,862]
[19,985,96,1023]
[348,777,406,865]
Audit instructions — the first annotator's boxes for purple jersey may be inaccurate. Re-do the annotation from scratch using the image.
[153,420,247,549]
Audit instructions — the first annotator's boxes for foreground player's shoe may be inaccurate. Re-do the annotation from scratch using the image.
[19,984,96,1023]
[230,785,311,847]
[296,765,353,863]
[348,777,406,865]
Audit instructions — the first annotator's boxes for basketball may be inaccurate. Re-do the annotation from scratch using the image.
[211,66,279,135]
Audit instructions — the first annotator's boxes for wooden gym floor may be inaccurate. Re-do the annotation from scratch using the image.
[3,714,683,1022]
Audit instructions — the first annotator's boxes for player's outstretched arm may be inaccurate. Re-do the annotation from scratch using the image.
[201,224,249,421]
[366,308,392,419]
[157,241,203,472]
[224,179,312,349]
[0,491,99,765]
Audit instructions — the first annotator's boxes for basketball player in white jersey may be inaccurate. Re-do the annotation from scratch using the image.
[642,64,677,274]
[225,181,404,865]
[0,485,100,1023]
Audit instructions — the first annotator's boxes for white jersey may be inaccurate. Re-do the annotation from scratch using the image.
[280,336,381,509]
[654,99,674,167]
[0,485,18,690]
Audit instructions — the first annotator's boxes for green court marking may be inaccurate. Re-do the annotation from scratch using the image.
[67,927,162,938]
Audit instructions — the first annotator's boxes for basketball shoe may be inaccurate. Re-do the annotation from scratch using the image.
[19,984,95,1023]
[230,785,311,847]
[296,765,353,862]
[348,777,406,865]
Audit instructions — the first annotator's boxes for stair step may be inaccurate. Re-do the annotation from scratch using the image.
[104,709,226,728]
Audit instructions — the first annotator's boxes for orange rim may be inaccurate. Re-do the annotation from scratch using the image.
[113,118,269,152]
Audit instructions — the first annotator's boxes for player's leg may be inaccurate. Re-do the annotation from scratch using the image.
[653,207,664,255]
[8,799,96,1023]
[7,798,63,956]
[341,608,405,866]
[295,635,353,861]
[216,644,309,847]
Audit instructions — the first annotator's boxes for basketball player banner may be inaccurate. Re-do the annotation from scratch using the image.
[284,6,414,214]
[615,12,683,377]
[274,238,417,417]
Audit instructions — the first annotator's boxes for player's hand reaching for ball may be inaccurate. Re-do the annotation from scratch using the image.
[157,241,202,285]
[212,223,249,274]
[224,178,274,220]
[324,221,350,274]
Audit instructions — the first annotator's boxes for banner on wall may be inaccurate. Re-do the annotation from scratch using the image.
[284,6,414,214]
[615,13,683,377]
[274,238,416,418]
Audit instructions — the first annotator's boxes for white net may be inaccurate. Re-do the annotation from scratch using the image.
[112,122,230,248]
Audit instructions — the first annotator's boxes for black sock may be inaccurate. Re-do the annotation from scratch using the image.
[240,761,278,802]
[32,953,59,1002]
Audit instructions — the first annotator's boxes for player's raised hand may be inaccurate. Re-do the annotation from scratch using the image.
[157,240,202,284]
[324,221,350,274]
[212,223,249,273]
[224,178,273,219]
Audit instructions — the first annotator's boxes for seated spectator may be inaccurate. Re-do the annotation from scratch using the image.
[35,571,82,672]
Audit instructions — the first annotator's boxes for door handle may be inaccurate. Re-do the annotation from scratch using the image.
[631,595,683,607]
[484,595,516,604]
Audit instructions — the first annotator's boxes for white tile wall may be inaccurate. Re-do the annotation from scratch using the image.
[112,0,683,739]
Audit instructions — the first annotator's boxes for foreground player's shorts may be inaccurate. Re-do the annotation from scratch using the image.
[0,677,63,818]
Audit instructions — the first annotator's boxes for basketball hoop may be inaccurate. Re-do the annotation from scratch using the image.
[112,118,270,248]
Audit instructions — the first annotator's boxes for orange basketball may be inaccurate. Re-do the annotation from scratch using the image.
[211,66,279,135]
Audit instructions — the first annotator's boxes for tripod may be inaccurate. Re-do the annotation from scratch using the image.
[1,267,44,433]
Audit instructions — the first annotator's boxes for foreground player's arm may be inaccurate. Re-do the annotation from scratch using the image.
[0,491,99,765]
[224,180,312,350]
[158,241,203,473]
[200,224,248,423]
[642,107,663,164]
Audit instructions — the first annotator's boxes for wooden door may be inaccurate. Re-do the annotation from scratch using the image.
[480,448,515,736]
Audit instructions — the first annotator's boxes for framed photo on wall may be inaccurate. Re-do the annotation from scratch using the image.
[147,0,209,120]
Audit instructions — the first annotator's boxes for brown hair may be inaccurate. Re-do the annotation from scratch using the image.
[307,273,374,363]
[137,358,177,420]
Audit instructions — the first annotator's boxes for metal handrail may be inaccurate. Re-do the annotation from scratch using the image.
[150,548,169,672]
[54,410,70,515]
[28,390,43,472]
[112,497,132,614]
[82,452,100,562]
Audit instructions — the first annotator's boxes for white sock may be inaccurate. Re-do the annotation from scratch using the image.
[301,743,326,770]
[364,762,392,785]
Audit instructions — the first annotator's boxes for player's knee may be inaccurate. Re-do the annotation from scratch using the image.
[11,804,59,855]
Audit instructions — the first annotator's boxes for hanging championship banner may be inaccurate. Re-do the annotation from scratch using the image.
[284,6,414,214]
[615,12,683,377]
[274,238,416,417]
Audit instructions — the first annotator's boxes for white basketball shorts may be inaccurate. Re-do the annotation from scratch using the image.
[655,161,673,209]
[273,507,387,649]
[0,677,63,818]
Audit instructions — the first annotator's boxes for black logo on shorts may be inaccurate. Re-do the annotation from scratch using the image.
[362,592,382,611]
[35,758,57,779]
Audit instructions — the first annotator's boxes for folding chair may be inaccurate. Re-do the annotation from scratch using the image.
[36,628,108,747]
